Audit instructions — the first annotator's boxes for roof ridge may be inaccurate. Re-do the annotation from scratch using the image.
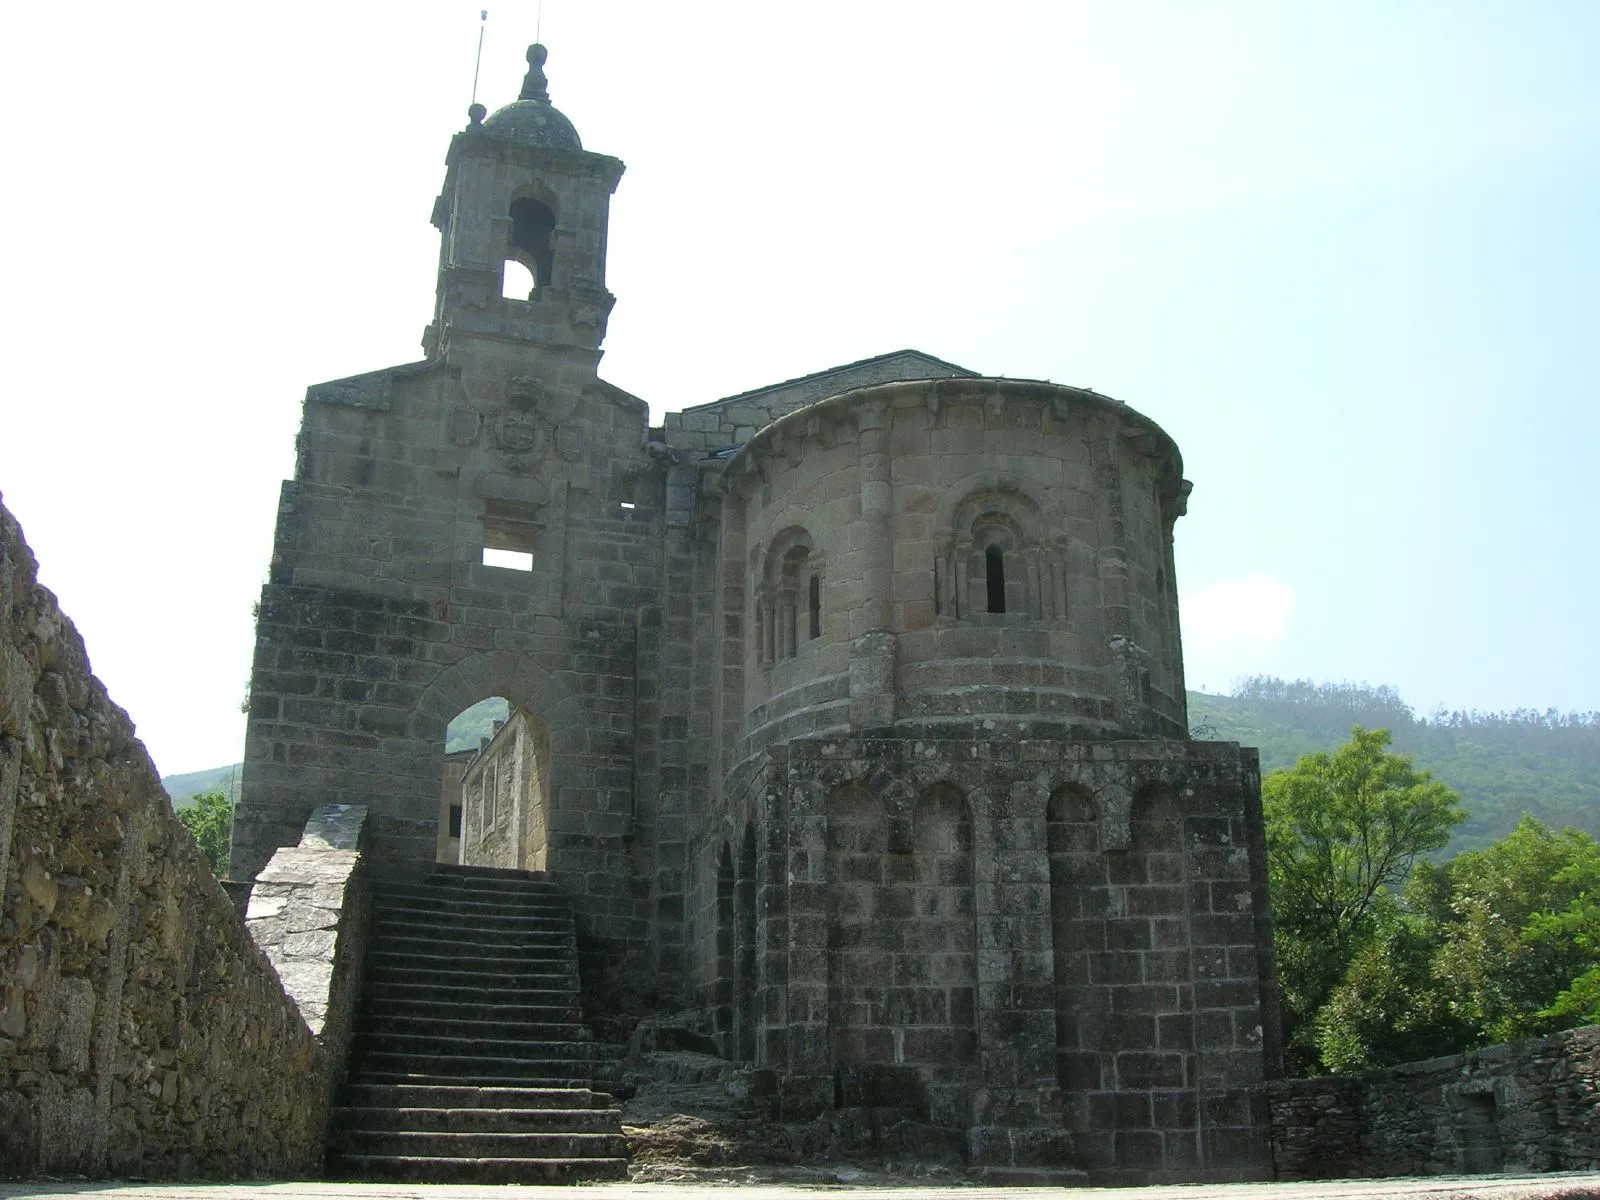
[682,348,977,413]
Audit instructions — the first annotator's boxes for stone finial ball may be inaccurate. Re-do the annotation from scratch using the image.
[527,44,548,67]
[468,102,488,125]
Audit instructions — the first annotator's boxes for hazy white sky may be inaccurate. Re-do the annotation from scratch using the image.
[1,1,1596,775]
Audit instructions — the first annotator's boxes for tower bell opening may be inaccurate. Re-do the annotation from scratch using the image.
[509,197,556,293]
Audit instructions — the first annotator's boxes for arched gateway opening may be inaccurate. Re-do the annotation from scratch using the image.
[436,695,552,870]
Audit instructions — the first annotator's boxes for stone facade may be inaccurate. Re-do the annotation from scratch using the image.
[457,707,551,870]
[229,44,1279,1182]
[0,497,333,1179]
[1267,1028,1600,1178]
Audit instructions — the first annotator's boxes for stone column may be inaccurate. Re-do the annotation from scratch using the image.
[968,776,1071,1171]
[779,776,832,1118]
[714,491,748,784]
[1092,439,1147,734]
[850,400,897,727]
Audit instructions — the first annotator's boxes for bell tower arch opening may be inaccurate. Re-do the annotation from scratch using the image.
[508,196,556,292]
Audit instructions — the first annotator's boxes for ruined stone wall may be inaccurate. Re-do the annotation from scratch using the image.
[244,803,370,1143]
[0,497,327,1179]
[1268,1028,1600,1179]
[234,354,667,980]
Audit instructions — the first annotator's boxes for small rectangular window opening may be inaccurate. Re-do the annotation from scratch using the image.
[448,803,463,839]
[482,547,534,571]
[619,476,637,511]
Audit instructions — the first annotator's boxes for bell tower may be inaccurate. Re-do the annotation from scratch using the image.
[424,44,625,367]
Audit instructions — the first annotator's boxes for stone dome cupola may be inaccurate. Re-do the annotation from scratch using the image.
[480,44,583,150]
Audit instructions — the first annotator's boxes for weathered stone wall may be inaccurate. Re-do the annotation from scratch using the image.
[1267,1028,1600,1179]
[717,378,1192,764]
[0,496,327,1179]
[458,707,551,870]
[686,728,1277,1183]
[244,802,371,1132]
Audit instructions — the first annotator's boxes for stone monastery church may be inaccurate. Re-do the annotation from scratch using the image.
[230,44,1280,1181]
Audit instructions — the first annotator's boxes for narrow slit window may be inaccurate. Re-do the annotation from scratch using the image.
[986,545,1006,613]
[619,476,637,511]
[448,803,463,839]
[808,574,821,640]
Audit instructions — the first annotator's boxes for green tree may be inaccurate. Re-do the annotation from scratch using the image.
[1264,727,1465,1071]
[1313,907,1469,1074]
[1428,817,1600,1043]
[177,789,233,877]
[1311,817,1600,1071]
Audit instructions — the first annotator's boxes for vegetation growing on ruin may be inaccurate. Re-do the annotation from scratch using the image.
[176,789,233,877]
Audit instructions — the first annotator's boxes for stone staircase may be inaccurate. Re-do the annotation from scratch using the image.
[327,863,628,1183]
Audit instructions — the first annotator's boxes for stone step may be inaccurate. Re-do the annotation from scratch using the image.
[349,1050,599,1081]
[336,869,621,1184]
[327,1153,629,1184]
[364,960,577,989]
[331,1129,628,1160]
[355,1013,584,1042]
[369,933,575,961]
[370,929,573,954]
[351,1032,597,1062]
[349,1070,595,1090]
[437,863,557,882]
[406,869,568,898]
[358,979,579,1008]
[337,1083,610,1111]
[371,896,572,921]
[332,1105,617,1135]
[374,906,572,931]
[359,996,579,1024]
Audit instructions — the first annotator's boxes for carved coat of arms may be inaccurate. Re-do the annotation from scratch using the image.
[494,409,548,457]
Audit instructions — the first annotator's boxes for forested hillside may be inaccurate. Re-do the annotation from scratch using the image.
[1190,677,1600,853]
[162,763,243,810]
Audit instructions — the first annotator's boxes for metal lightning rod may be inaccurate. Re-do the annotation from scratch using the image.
[470,9,488,107]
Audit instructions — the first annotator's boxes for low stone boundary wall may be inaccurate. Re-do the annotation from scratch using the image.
[245,803,370,1119]
[1268,1027,1600,1179]
[0,496,358,1179]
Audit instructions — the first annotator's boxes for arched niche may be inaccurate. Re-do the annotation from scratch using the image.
[756,525,823,665]
[936,486,1067,621]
